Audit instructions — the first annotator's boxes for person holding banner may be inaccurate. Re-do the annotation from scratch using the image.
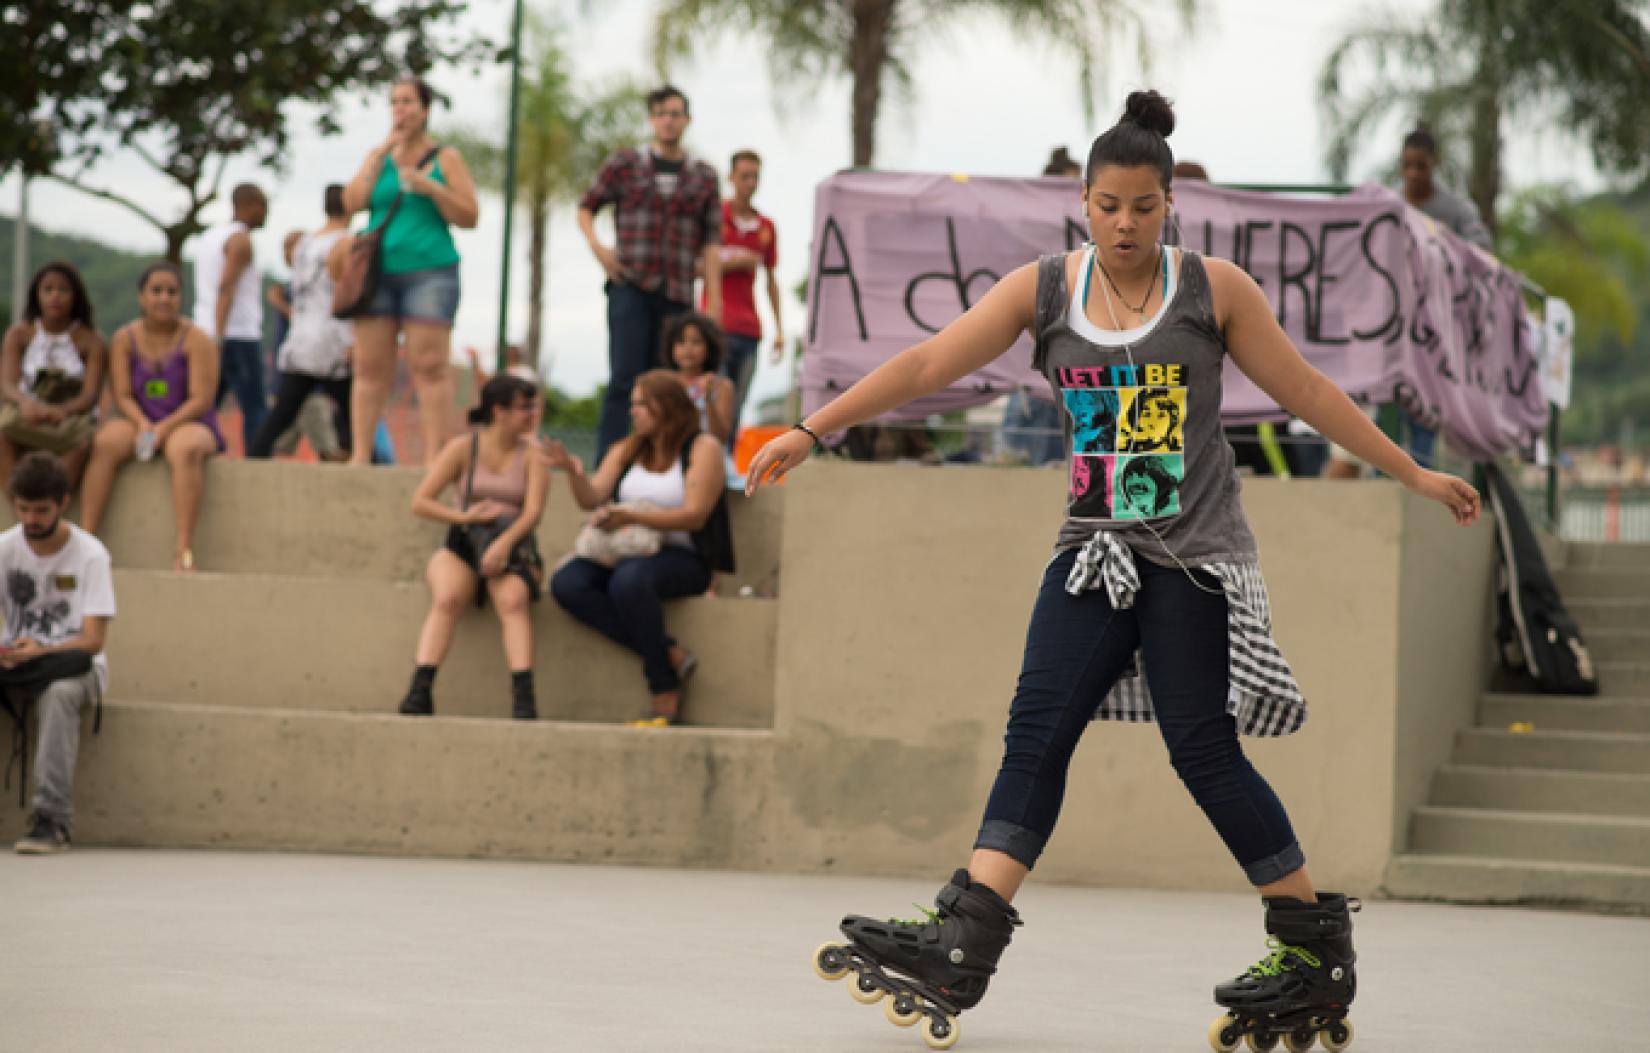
[1399,126,1492,251]
[751,90,1480,1051]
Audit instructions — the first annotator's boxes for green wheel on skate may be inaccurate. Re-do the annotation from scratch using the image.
[1283,1027,1317,1052]
[883,992,923,1028]
[1208,1014,1242,1053]
[848,973,885,1004]
[812,943,850,982]
[1246,1032,1280,1052]
[921,1013,961,1051]
[1319,1020,1353,1052]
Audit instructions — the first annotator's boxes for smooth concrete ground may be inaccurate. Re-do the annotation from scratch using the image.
[3,852,1647,1053]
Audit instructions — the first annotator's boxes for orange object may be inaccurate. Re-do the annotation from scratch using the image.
[734,425,790,478]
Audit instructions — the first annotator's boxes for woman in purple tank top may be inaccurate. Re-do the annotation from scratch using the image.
[79,262,224,573]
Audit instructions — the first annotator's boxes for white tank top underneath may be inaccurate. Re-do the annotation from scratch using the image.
[20,323,86,397]
[1067,245,1180,346]
[617,458,693,549]
[193,220,264,341]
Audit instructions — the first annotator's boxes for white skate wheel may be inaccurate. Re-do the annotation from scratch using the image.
[921,1013,961,1050]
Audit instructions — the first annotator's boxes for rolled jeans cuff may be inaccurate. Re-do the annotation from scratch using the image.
[973,819,1046,870]
[1241,841,1306,887]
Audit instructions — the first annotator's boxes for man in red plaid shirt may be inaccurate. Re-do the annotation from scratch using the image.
[578,85,723,458]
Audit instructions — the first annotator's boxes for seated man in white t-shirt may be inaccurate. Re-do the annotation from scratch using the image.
[1,451,116,854]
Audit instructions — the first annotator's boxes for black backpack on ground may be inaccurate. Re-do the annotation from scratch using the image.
[1482,461,1599,696]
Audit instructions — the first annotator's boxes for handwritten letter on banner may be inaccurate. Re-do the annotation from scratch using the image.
[803,172,1548,460]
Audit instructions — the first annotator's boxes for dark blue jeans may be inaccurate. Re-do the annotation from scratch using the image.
[975,549,1305,886]
[551,548,712,692]
[599,282,688,460]
[216,338,268,450]
[723,333,760,438]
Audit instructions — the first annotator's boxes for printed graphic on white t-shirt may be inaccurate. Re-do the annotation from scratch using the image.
[0,523,117,689]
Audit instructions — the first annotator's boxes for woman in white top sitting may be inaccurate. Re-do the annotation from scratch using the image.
[542,370,726,726]
[0,262,107,490]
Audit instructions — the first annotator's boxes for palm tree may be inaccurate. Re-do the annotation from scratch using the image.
[651,0,1198,169]
[444,12,645,367]
[1319,0,1650,238]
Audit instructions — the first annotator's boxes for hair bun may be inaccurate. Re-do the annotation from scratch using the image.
[1122,90,1175,139]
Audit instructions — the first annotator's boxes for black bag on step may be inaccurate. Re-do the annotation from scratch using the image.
[1482,461,1599,695]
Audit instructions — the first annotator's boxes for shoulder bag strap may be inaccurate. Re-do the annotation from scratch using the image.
[375,143,445,236]
[462,431,478,512]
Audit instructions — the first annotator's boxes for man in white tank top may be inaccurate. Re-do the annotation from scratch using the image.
[193,183,269,449]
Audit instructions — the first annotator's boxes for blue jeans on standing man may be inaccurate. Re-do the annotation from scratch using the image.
[598,282,689,460]
[217,337,268,451]
[973,548,1306,887]
[722,333,760,438]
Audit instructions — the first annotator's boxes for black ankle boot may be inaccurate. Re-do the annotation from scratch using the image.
[511,670,537,721]
[398,666,436,716]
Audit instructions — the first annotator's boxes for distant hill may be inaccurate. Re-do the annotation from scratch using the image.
[0,215,156,333]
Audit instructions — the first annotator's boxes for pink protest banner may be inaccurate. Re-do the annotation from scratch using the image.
[802,171,1547,459]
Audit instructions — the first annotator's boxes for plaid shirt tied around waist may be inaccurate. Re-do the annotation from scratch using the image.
[1066,530,1308,737]
[579,148,720,305]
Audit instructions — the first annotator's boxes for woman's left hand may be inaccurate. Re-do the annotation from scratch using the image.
[1407,469,1481,526]
[480,538,511,577]
[593,504,638,531]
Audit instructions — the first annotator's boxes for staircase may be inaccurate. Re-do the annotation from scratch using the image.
[1386,542,1650,912]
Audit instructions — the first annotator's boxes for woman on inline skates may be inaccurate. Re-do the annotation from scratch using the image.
[745,91,1479,1052]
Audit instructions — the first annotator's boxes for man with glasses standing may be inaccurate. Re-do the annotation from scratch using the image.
[578,85,723,460]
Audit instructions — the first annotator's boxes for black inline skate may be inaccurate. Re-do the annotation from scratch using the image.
[812,868,1022,1050]
[1209,893,1360,1053]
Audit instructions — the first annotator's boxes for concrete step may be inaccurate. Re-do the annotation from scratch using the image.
[104,570,777,728]
[1385,853,1650,912]
[1480,693,1650,734]
[1553,568,1650,599]
[0,701,779,864]
[1564,542,1650,571]
[1578,628,1650,664]
[1598,662,1650,696]
[1570,598,1650,632]
[1409,806,1650,868]
[5,458,783,596]
[1453,727,1650,774]
[1430,765,1650,818]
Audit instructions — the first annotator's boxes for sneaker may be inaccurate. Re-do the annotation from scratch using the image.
[14,813,69,855]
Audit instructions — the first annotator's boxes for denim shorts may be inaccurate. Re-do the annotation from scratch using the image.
[364,264,461,325]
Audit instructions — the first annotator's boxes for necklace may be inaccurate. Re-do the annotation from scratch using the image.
[1095,246,1161,315]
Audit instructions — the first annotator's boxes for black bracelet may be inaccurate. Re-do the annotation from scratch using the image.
[792,422,823,450]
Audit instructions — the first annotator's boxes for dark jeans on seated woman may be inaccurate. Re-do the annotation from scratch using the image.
[551,548,711,692]
[247,373,353,459]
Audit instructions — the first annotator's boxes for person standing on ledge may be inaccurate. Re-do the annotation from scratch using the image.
[1398,125,1492,250]
[747,91,1480,1051]
[577,85,723,461]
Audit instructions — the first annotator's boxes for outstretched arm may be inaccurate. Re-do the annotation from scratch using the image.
[1211,258,1479,524]
[745,261,1039,491]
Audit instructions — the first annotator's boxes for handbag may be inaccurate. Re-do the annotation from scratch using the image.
[446,433,543,576]
[573,501,663,567]
[0,368,96,454]
[333,144,443,319]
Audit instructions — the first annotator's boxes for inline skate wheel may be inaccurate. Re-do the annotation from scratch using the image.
[1246,1032,1280,1052]
[921,1013,961,1050]
[1319,1020,1353,1052]
[1283,1027,1317,1052]
[1208,1014,1242,1053]
[813,943,850,982]
[883,992,923,1028]
[848,973,886,1004]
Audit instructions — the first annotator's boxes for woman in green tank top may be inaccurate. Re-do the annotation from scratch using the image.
[342,75,479,466]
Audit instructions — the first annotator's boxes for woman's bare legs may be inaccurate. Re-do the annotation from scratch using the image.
[78,418,137,534]
[415,549,476,667]
[404,322,454,466]
[349,318,399,465]
[162,422,217,572]
[487,573,534,672]
[62,441,92,491]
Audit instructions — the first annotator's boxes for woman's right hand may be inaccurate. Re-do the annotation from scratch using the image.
[744,428,816,495]
[464,499,513,524]
[537,440,583,475]
[19,400,52,425]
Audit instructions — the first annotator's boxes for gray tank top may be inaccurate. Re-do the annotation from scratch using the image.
[1032,248,1258,567]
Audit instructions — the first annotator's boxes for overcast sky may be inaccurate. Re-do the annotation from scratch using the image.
[2,0,1603,400]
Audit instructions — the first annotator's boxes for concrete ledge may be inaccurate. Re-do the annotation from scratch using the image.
[1431,765,1650,818]
[1386,853,1650,913]
[0,701,779,865]
[1480,694,1650,734]
[104,570,777,728]
[1410,806,1650,868]
[8,458,784,596]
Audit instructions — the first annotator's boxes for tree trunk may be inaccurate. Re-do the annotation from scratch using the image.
[526,188,548,369]
[849,0,894,168]
[1466,52,1503,239]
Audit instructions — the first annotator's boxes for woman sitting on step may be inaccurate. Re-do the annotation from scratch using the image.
[79,262,224,573]
[398,375,549,721]
[542,370,734,727]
